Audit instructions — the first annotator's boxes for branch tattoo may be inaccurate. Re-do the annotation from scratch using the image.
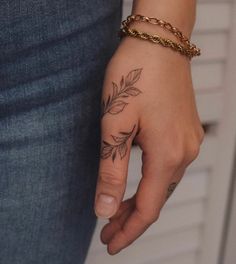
[100,68,143,162]
[101,68,142,117]
[101,125,136,162]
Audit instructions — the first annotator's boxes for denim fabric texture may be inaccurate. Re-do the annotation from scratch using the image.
[0,1,122,263]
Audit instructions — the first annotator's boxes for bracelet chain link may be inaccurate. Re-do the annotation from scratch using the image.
[119,14,201,59]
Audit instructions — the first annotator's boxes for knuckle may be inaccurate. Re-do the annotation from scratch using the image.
[186,141,201,163]
[164,139,201,167]
[147,212,159,224]
[137,208,160,225]
[99,170,124,186]
[199,127,205,144]
[164,147,185,167]
[161,126,205,168]
[146,211,160,224]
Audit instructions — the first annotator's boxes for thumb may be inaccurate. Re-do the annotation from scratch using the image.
[94,122,137,219]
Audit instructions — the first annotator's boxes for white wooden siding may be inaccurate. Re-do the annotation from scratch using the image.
[145,252,197,264]
[86,0,235,263]
[87,227,201,264]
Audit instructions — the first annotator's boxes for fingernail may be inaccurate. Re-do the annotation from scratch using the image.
[95,194,116,218]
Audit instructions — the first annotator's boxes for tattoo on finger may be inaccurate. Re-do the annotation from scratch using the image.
[166,182,178,200]
[101,124,136,162]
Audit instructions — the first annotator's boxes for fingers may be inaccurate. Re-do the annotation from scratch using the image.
[98,124,201,254]
[104,148,186,255]
[100,197,135,244]
[101,167,184,246]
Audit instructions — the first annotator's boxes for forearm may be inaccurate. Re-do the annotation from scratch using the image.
[131,0,196,38]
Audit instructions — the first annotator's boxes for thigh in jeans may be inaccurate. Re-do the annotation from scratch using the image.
[0,0,122,263]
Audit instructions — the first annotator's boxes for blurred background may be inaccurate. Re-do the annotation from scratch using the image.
[86,0,236,263]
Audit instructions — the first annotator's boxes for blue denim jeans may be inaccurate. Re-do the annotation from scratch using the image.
[0,1,122,263]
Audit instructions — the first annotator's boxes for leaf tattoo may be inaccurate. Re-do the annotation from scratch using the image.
[101,68,143,117]
[101,124,136,162]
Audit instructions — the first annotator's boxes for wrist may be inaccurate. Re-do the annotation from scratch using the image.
[131,0,196,38]
[115,35,191,68]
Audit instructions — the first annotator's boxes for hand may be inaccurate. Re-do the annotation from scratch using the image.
[94,36,204,255]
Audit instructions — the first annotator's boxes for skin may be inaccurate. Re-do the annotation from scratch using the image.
[94,0,204,255]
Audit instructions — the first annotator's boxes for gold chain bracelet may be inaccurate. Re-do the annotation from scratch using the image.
[120,27,197,59]
[119,14,201,59]
[124,14,199,52]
